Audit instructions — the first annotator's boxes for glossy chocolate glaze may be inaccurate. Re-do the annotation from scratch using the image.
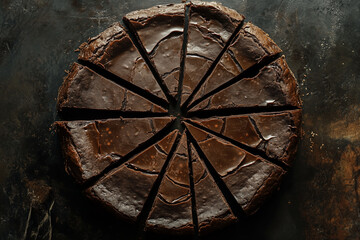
[78,22,166,100]
[124,4,185,53]
[146,134,194,234]
[230,22,282,70]
[124,4,185,97]
[191,56,301,111]
[56,117,173,183]
[194,52,241,101]
[57,63,166,113]
[182,26,223,104]
[182,55,212,103]
[188,22,283,106]
[189,109,302,165]
[251,110,302,165]
[185,123,285,215]
[182,1,244,105]
[190,143,236,235]
[187,25,223,60]
[86,130,178,222]
[151,34,183,96]
[189,1,244,42]
[223,156,285,215]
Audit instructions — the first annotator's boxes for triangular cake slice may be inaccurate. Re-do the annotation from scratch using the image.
[185,123,286,215]
[57,63,166,113]
[86,130,178,222]
[188,22,283,107]
[188,109,301,165]
[124,4,185,97]
[78,22,166,100]
[56,117,174,183]
[189,143,237,235]
[190,56,301,111]
[182,1,244,104]
[146,133,194,234]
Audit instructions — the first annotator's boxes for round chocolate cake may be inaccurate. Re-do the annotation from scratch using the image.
[56,1,302,236]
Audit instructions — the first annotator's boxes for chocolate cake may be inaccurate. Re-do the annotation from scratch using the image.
[56,1,302,236]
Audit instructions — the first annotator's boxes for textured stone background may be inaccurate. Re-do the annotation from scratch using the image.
[0,0,359,239]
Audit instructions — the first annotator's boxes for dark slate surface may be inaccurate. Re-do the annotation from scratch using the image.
[0,0,359,239]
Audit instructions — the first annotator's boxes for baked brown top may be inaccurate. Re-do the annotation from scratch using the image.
[55,2,302,236]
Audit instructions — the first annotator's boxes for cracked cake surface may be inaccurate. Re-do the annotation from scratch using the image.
[56,2,302,236]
